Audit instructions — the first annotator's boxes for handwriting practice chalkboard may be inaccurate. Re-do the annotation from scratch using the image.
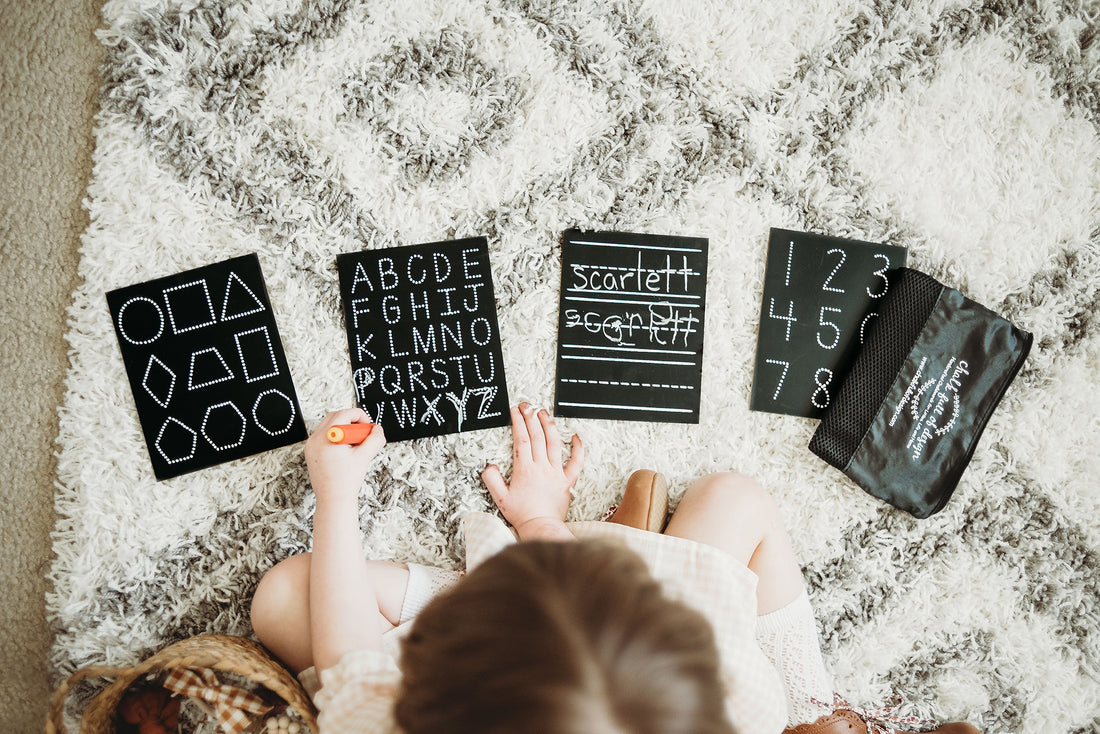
[554,230,709,423]
[750,229,907,418]
[107,255,308,480]
[337,238,510,441]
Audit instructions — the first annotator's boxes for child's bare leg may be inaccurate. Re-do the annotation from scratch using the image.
[663,472,834,725]
[663,472,804,614]
[250,553,410,673]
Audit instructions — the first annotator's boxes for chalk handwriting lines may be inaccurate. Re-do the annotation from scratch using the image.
[555,230,709,423]
[337,238,510,442]
[749,229,907,418]
[107,254,307,480]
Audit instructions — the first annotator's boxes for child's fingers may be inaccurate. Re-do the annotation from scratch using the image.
[521,403,547,462]
[481,464,509,508]
[563,433,585,487]
[538,409,562,468]
[510,405,531,462]
[353,422,386,457]
[347,408,371,424]
[312,408,370,443]
[326,408,368,427]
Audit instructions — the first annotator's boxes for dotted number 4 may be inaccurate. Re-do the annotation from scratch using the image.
[768,298,797,342]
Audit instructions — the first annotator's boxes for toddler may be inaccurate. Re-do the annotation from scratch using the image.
[251,403,979,734]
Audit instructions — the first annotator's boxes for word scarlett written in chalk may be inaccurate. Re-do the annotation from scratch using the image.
[338,240,509,439]
[564,254,702,348]
[569,252,699,293]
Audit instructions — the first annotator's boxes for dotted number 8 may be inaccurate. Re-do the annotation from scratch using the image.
[811,368,833,409]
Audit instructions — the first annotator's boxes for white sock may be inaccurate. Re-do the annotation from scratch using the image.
[755,589,836,726]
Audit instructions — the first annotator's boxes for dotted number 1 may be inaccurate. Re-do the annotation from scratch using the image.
[811,368,833,409]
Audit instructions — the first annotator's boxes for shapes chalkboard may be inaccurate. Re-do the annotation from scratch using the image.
[337,238,510,441]
[749,228,907,418]
[107,254,308,480]
[554,230,709,423]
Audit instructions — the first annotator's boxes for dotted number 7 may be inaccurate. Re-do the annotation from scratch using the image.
[765,359,790,401]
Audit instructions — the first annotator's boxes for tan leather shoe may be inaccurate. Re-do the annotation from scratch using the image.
[605,470,669,533]
[785,705,980,734]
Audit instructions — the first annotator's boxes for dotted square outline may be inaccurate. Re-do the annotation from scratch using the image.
[163,279,218,335]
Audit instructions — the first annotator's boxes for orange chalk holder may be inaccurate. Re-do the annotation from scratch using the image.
[326,423,373,445]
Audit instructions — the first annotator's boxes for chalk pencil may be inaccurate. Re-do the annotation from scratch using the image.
[327,423,374,445]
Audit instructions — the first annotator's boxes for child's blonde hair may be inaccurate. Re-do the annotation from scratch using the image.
[396,540,736,734]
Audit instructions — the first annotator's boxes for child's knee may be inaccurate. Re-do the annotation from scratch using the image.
[251,553,310,637]
[683,472,777,519]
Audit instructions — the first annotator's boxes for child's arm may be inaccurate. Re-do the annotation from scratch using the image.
[304,408,388,679]
[481,403,584,542]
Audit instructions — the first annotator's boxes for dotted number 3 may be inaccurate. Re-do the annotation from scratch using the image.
[811,368,833,409]
[867,253,891,298]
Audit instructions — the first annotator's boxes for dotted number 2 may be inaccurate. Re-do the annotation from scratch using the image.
[821,248,846,293]
[811,368,833,409]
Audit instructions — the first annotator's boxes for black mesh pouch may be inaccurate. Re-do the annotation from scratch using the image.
[809,268,1032,518]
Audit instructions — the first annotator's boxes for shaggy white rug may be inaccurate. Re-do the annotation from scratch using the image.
[50,1,1100,732]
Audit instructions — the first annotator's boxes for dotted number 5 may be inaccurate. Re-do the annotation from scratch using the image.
[817,306,842,349]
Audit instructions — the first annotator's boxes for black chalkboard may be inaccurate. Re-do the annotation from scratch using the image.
[749,228,907,418]
[107,254,308,480]
[554,230,708,423]
[337,238,510,441]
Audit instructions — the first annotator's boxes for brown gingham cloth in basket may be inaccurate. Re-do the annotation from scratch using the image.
[162,667,272,734]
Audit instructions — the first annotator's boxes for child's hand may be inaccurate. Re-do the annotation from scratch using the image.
[481,403,584,539]
[305,408,386,504]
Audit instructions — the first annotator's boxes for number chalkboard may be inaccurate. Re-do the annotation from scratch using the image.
[106,254,308,480]
[749,228,907,418]
[337,238,510,441]
[554,230,708,423]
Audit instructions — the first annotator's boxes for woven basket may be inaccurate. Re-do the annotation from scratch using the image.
[47,634,319,734]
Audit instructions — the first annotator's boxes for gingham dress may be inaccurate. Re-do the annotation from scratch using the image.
[307,512,789,734]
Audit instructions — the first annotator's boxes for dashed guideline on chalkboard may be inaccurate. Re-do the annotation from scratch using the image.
[107,254,308,480]
[554,230,709,423]
[337,238,511,442]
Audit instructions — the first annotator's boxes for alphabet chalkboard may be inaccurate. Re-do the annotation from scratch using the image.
[107,254,308,480]
[749,229,907,418]
[554,230,708,423]
[337,238,510,441]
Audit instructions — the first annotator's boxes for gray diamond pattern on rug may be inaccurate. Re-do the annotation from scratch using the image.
[51,1,1100,732]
